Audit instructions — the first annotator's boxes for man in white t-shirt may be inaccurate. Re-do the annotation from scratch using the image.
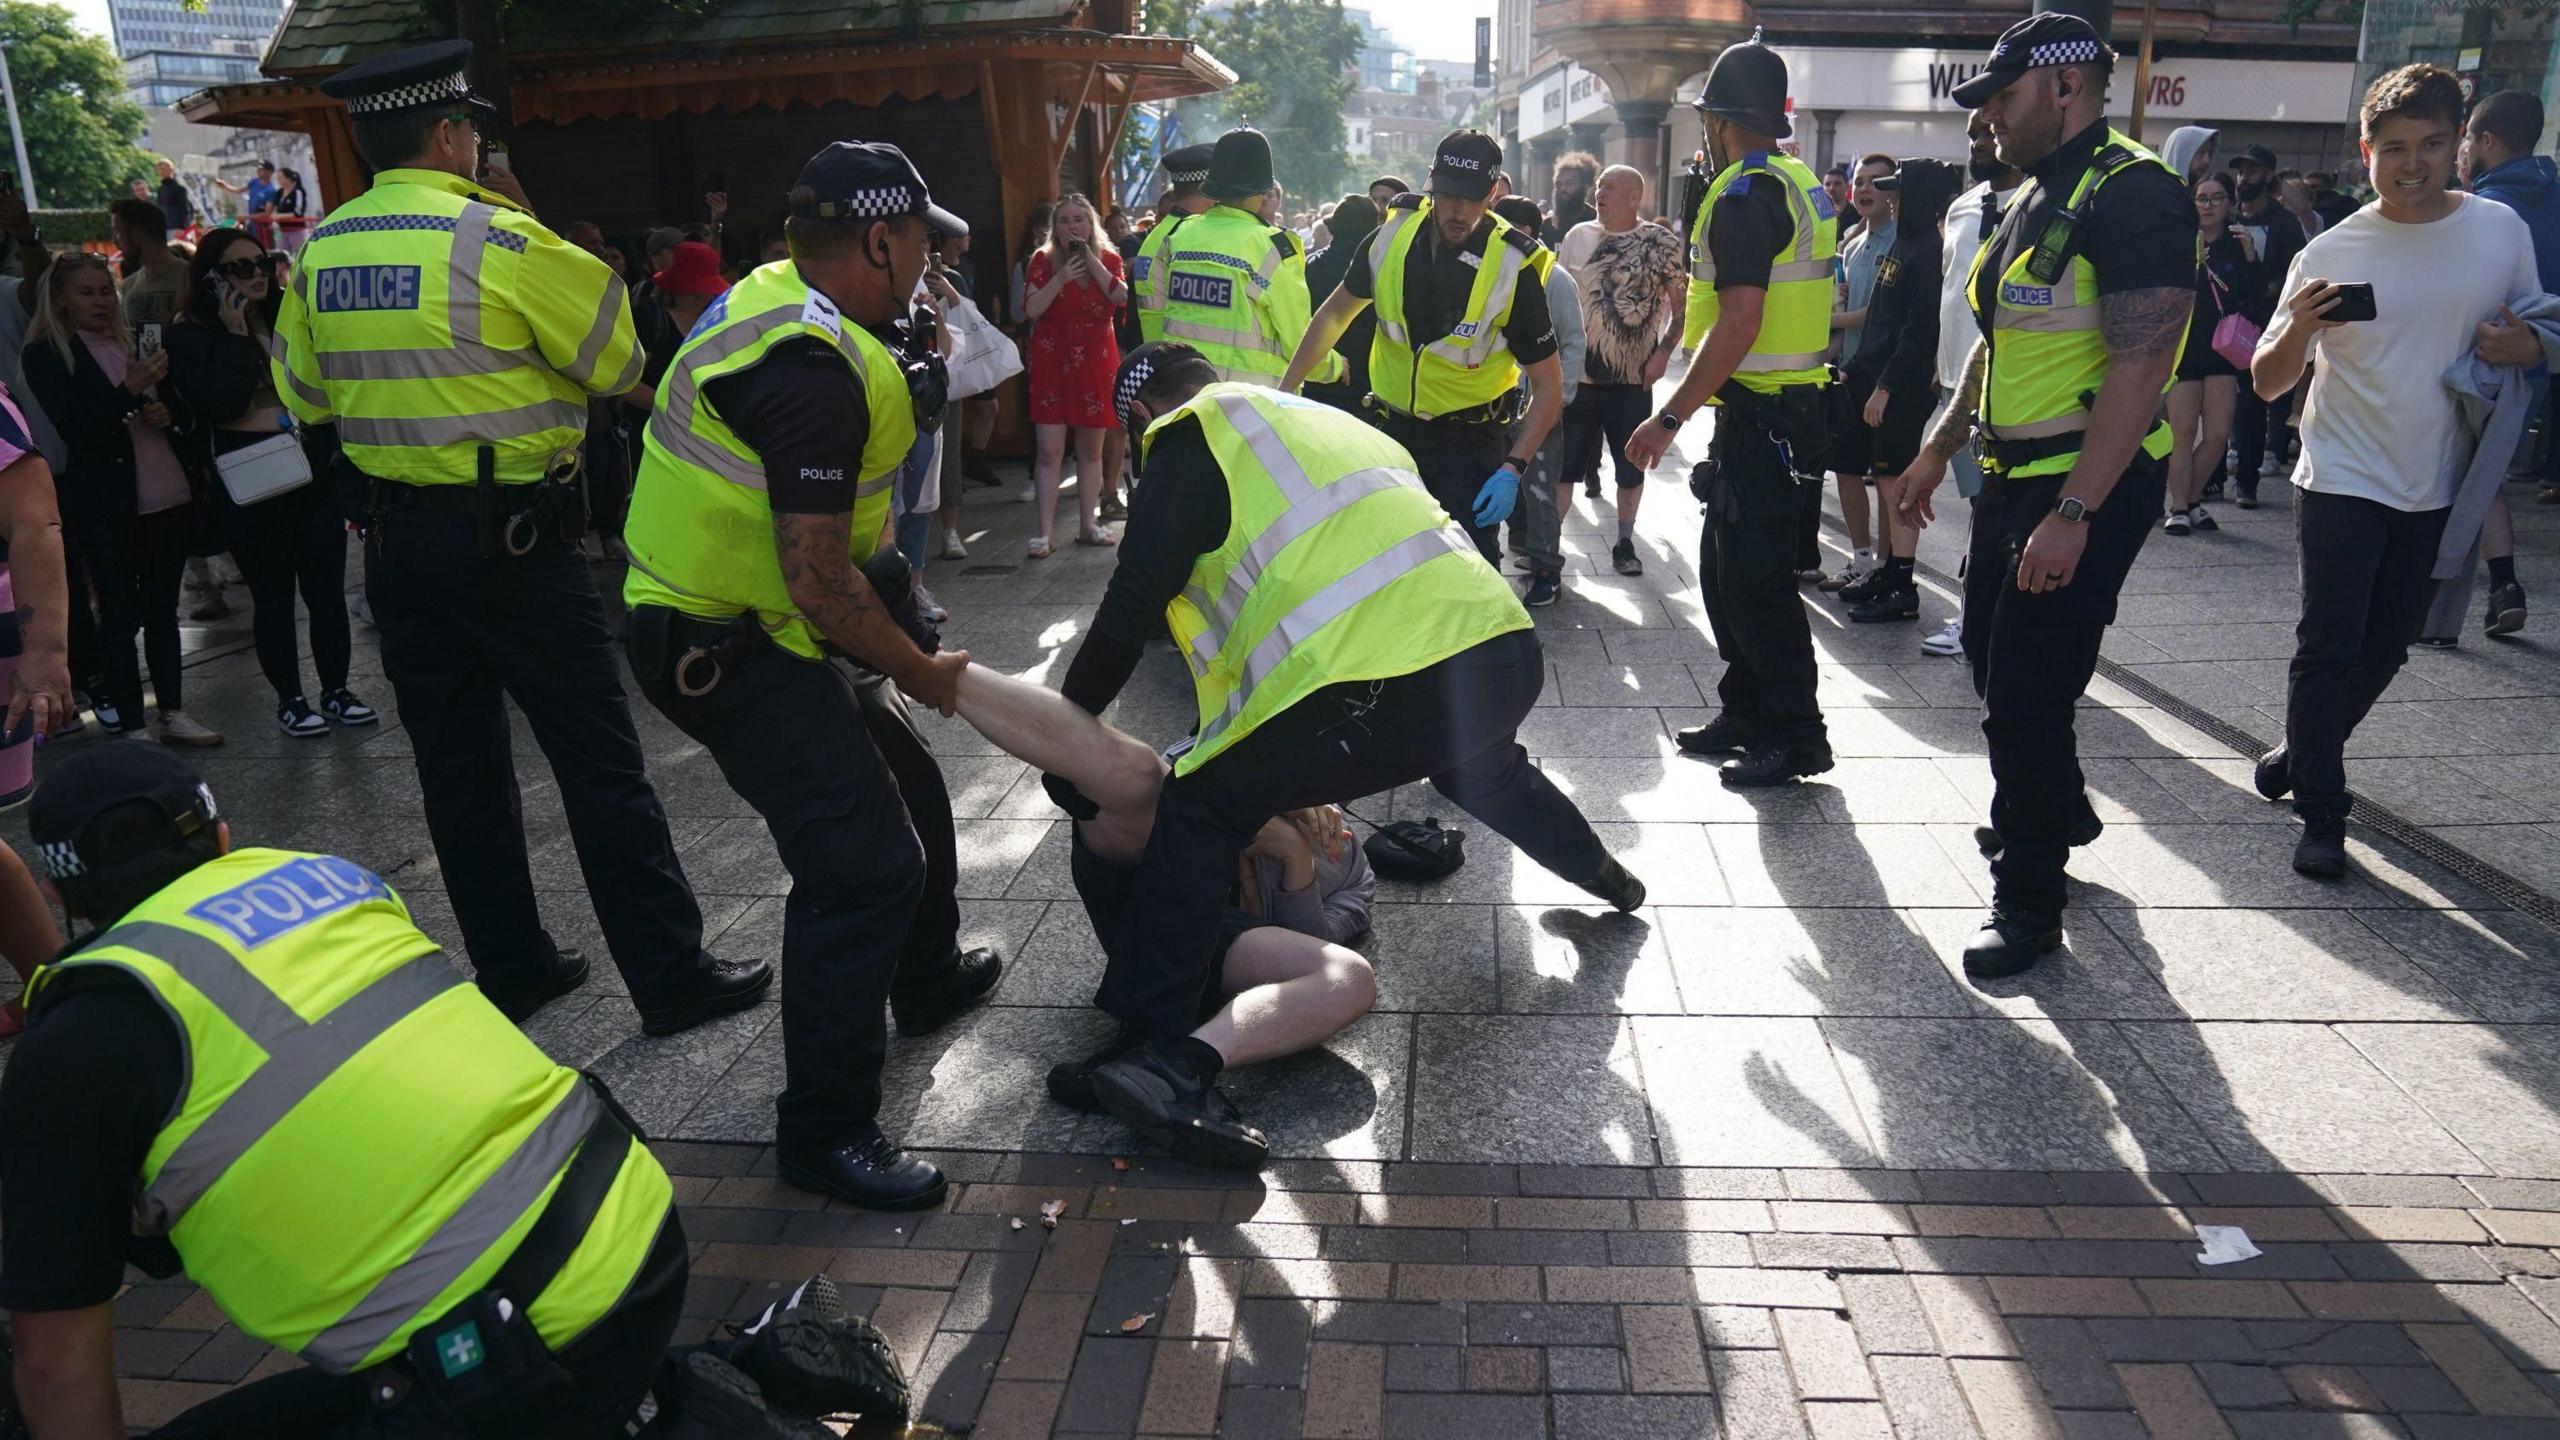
[1917,112,2027,658]
[1553,166,1685,579]
[2251,62,2547,879]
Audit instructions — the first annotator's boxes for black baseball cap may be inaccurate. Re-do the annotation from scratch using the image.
[319,38,497,120]
[791,141,967,237]
[2235,143,2280,170]
[1950,13,2113,109]
[27,744,219,886]
[1430,130,1503,201]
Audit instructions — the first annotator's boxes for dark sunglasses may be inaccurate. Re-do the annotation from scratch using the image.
[215,254,279,279]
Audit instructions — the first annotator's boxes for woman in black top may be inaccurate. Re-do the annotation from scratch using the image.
[163,227,376,737]
[271,167,311,256]
[2166,173,2261,531]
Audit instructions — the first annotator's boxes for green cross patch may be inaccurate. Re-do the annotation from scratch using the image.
[436,1321,485,1378]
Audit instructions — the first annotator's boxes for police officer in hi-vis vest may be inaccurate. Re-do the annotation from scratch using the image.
[1041,341,1644,1171]
[273,41,768,1034]
[1129,143,1217,337]
[1892,13,2194,978]
[1624,38,1840,790]
[1137,129,1338,389]
[0,744,690,1436]
[1282,129,1564,568]
[619,141,1002,1213]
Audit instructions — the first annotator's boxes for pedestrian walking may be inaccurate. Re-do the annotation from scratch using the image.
[1624,38,1838,788]
[1894,12,2197,977]
[2164,174,2256,532]
[274,40,768,1031]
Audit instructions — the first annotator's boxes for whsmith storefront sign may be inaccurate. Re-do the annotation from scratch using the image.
[1782,47,2355,125]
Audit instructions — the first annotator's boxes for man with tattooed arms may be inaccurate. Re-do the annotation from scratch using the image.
[1890,13,2197,979]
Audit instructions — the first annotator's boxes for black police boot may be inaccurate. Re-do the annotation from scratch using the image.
[1048,1028,1147,1115]
[1961,910,2064,979]
[723,1274,910,1424]
[1089,1037,1271,1171]
[2254,744,2292,801]
[1847,582,1920,623]
[661,1351,835,1440]
[1583,856,1647,913]
[1675,712,1759,756]
[481,949,590,1024]
[1719,740,1835,788]
[639,956,775,1038]
[2292,818,2348,880]
[891,947,1005,1037]
[776,1133,949,1211]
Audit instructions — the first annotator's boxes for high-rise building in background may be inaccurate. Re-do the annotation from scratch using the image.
[111,0,289,106]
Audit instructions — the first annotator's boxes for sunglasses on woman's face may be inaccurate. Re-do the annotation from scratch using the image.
[216,254,277,279]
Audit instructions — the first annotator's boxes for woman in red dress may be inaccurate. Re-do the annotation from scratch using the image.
[1022,194,1125,557]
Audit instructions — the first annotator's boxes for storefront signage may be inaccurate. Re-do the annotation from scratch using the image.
[1770,47,2354,125]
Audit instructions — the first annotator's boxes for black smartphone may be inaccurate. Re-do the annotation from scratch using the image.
[2326,282,2377,323]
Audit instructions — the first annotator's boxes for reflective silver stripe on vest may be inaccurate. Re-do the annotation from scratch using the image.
[557,274,634,389]
[1422,242,1527,369]
[1163,317,1290,363]
[1980,412,2090,440]
[1194,525,1477,753]
[1367,212,1419,342]
[1769,258,1832,282]
[650,301,819,487]
[447,202,498,348]
[317,342,537,383]
[1697,162,1823,283]
[1737,349,1831,373]
[337,397,587,450]
[1136,215,1193,314]
[300,1083,606,1372]
[265,326,331,412]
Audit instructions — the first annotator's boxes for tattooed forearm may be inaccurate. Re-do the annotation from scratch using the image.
[2098,286,2195,361]
[773,511,920,674]
[1923,338,1987,463]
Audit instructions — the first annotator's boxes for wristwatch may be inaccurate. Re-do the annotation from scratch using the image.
[1502,455,1532,473]
[2053,496,2091,523]
[1653,412,1682,433]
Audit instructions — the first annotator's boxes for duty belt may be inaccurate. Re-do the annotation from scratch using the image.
[1363,389,1527,429]
[370,444,585,559]
[1977,430,2085,476]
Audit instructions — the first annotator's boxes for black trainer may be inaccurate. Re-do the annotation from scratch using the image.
[1048,1029,1145,1114]
[1583,474,1601,499]
[2292,818,2348,879]
[2487,581,2528,637]
[639,957,775,1037]
[1719,741,1835,788]
[481,949,589,1023]
[661,1351,834,1440]
[1612,538,1643,576]
[891,946,1004,1037]
[1961,911,2063,979]
[776,1133,948,1210]
[724,1274,910,1424]
[277,695,327,738]
[1089,1041,1271,1170]
[2254,745,2292,802]
[1847,583,1919,623]
[1838,567,1891,605]
[1584,856,1646,913]
[1675,712,1758,756]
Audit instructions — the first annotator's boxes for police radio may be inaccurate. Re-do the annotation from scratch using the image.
[890,315,950,430]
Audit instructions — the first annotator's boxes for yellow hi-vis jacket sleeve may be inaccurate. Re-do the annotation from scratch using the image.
[1262,244,1345,387]
[508,219,645,399]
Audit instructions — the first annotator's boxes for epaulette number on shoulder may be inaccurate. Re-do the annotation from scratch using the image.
[1389,192,1426,211]
[1500,226,1544,259]
[2093,143,2147,178]
[1270,228,1301,259]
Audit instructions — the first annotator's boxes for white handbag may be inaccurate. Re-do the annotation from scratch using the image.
[943,296,1023,400]
[214,429,315,505]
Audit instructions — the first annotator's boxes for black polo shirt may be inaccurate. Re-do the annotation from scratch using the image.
[1344,204,1557,365]
[1971,118,2197,340]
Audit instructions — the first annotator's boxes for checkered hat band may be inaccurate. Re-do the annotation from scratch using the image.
[1114,357,1157,429]
[2025,39,2104,66]
[1168,165,1209,183]
[35,840,83,880]
[809,187,923,220]
[346,72,470,115]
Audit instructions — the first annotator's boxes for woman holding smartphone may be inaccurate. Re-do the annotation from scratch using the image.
[1022,193,1125,557]
[164,228,375,738]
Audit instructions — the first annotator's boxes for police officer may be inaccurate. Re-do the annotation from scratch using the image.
[1894,13,2195,977]
[1048,342,1643,1169]
[1129,142,1216,335]
[1137,129,1338,388]
[618,141,1004,1212]
[1623,37,1840,788]
[0,744,689,1436]
[271,42,766,1033]
[1282,129,1564,566]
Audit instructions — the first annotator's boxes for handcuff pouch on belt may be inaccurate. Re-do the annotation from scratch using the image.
[467,445,587,561]
[673,551,938,699]
[675,611,770,698]
[1691,379,1830,504]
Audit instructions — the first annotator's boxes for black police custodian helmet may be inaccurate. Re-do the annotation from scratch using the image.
[1694,34,1792,139]
[1205,128,1276,202]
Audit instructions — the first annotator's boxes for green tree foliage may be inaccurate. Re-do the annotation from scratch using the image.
[1178,0,1364,205]
[0,2,149,209]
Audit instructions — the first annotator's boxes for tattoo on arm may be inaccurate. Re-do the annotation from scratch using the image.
[1923,338,1988,463]
[2098,286,2195,360]
[772,510,881,644]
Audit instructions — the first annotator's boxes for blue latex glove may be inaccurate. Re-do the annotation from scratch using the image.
[1471,464,1521,527]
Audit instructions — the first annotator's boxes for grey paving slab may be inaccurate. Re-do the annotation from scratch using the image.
[2095,908,2476,1022]
[2120,1022,2488,1175]
[1213,1011,1411,1162]
[1409,1014,1656,1165]
[1495,903,1685,1014]
[1708,823,1984,909]
[1902,908,2185,1022]
[2340,1024,2560,1178]
[2351,908,2560,1022]
[1536,755,1827,823]
[1360,904,1501,1013]
[1632,1014,1881,1168]
[1656,905,1977,1018]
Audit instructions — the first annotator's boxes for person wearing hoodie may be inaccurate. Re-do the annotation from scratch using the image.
[2160,125,2220,186]
[2438,87,2555,639]
[1836,157,1958,623]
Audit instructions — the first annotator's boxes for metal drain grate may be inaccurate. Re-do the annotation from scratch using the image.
[1818,514,2560,935]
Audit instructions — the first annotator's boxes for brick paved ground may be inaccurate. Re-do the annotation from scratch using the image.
[11,388,2560,1433]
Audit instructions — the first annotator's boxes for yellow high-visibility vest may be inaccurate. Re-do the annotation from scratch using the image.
[272,168,641,483]
[622,261,916,661]
[24,848,672,1373]
[1363,201,1553,419]
[1681,150,1837,393]
[1150,382,1529,774]
[1135,205,1333,386]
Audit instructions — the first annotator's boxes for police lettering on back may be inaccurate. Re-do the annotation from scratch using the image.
[188,854,392,947]
[311,264,423,312]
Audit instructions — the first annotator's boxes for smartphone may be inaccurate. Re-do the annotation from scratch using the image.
[482,144,512,178]
[2327,282,2376,323]
[138,322,163,355]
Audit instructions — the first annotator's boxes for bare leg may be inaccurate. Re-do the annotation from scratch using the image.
[1032,423,1068,550]
[2197,377,2237,512]
[1877,471,1915,559]
[950,664,1166,860]
[1073,427,1110,540]
[2166,380,2202,512]
[0,839,59,983]
[1835,471,1871,554]
[1188,926,1376,1067]
[1618,482,1643,532]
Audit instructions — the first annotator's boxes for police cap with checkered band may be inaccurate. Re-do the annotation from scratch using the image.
[318,38,497,120]
[1950,12,2116,109]
[791,141,968,237]
[27,742,219,888]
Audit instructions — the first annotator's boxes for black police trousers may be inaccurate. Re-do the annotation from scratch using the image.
[626,607,962,1151]
[364,503,706,1007]
[1960,457,2165,919]
[1094,627,1612,1039]
[145,1217,686,1439]
[1381,412,1510,564]
[1696,408,1826,747]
